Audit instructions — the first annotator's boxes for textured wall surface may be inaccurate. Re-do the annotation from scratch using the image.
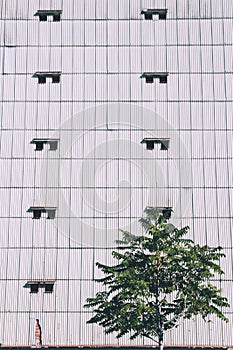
[0,0,233,346]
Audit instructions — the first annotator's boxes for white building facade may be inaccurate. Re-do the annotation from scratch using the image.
[0,0,233,346]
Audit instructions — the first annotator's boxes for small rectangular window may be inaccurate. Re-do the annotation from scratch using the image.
[26,281,55,293]
[31,138,59,151]
[141,9,168,20]
[27,207,57,220]
[141,138,170,150]
[33,72,61,84]
[34,10,62,22]
[38,76,46,84]
[30,283,39,293]
[160,207,172,219]
[141,72,168,84]
[44,283,54,293]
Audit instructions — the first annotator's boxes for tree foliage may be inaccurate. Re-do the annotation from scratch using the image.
[84,208,229,347]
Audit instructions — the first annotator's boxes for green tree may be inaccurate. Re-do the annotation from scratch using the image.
[84,208,229,350]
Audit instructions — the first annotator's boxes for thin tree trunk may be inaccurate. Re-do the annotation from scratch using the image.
[159,332,164,350]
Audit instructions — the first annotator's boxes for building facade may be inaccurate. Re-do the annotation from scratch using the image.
[0,0,233,346]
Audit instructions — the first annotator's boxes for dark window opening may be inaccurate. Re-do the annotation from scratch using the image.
[52,75,60,83]
[141,9,167,20]
[162,208,172,219]
[53,13,61,22]
[27,281,55,294]
[34,10,62,22]
[141,72,168,84]
[38,76,46,84]
[27,207,57,220]
[46,209,56,220]
[33,72,61,84]
[31,138,59,151]
[141,138,170,151]
[146,76,154,84]
[33,209,42,220]
[44,283,54,293]
[34,140,44,151]
[159,75,168,84]
[30,283,39,293]
[155,207,173,220]
[49,140,59,150]
[39,14,47,21]
[146,140,155,150]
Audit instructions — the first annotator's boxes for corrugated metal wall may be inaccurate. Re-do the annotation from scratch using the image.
[0,0,233,346]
